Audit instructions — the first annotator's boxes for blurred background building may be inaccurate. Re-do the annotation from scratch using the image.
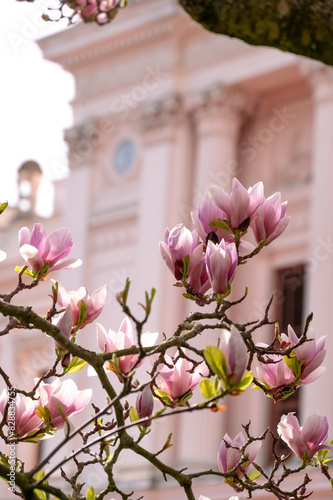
[0,0,333,498]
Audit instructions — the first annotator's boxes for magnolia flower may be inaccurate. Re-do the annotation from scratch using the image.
[155,350,208,404]
[37,379,92,429]
[210,178,264,230]
[277,413,333,460]
[160,224,210,295]
[67,0,120,21]
[250,191,290,245]
[52,280,107,330]
[160,223,200,279]
[53,304,73,345]
[136,386,154,427]
[97,318,158,379]
[217,432,261,477]
[256,354,296,400]
[191,194,230,244]
[220,326,249,387]
[19,223,82,277]
[0,390,42,438]
[205,239,238,294]
[281,325,326,384]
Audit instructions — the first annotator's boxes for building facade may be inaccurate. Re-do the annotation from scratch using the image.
[1,0,333,498]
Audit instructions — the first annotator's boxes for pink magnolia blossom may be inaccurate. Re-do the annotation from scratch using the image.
[52,280,107,330]
[250,191,290,245]
[19,223,82,277]
[192,193,255,257]
[155,350,208,404]
[277,413,333,460]
[210,178,264,230]
[136,386,154,427]
[205,239,238,294]
[256,354,296,399]
[37,379,92,429]
[280,325,326,384]
[217,432,261,478]
[97,318,158,378]
[191,194,231,244]
[220,326,249,387]
[67,0,119,21]
[0,390,42,438]
[160,224,210,295]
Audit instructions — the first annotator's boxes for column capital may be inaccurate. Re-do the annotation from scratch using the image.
[186,83,255,121]
[140,93,184,131]
[64,119,97,169]
[300,61,333,103]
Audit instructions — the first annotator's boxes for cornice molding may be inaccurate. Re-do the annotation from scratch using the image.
[53,11,195,70]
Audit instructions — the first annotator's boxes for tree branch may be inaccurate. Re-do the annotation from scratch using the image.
[179,0,333,67]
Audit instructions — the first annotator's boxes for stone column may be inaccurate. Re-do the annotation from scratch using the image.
[176,85,253,470]
[302,65,333,427]
[126,94,194,471]
[190,83,251,196]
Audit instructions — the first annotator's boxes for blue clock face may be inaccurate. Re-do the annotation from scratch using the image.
[113,140,136,175]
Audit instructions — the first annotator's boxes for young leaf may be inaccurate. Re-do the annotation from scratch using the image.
[0,201,8,214]
[204,346,226,383]
[209,218,232,233]
[66,357,88,374]
[78,300,87,327]
[86,487,95,500]
[283,354,301,378]
[200,377,219,399]
[129,406,140,423]
[182,255,190,280]
[247,470,262,482]
[236,372,253,391]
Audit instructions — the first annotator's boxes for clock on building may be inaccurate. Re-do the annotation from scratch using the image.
[113,139,136,175]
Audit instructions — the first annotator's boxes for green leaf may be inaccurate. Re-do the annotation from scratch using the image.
[34,471,45,482]
[0,453,10,467]
[153,389,173,406]
[283,354,301,378]
[15,266,35,278]
[247,470,262,482]
[86,486,95,500]
[199,377,220,399]
[66,357,87,373]
[78,300,87,327]
[34,489,46,500]
[35,406,51,423]
[0,201,8,214]
[209,218,233,233]
[179,390,193,405]
[116,278,131,306]
[182,255,190,280]
[161,433,173,451]
[182,293,196,301]
[129,406,140,423]
[36,262,50,280]
[236,372,253,391]
[204,346,226,383]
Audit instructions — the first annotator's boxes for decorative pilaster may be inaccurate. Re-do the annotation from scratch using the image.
[189,83,254,195]
[302,64,333,428]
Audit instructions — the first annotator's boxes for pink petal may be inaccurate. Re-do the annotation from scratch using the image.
[18,227,31,247]
[19,244,44,274]
[43,227,73,264]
